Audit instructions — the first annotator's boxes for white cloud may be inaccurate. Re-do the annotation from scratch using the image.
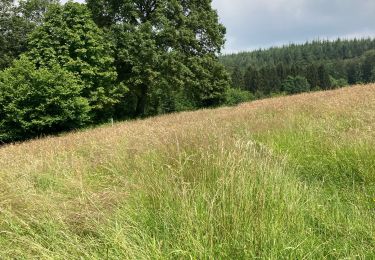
[213,0,375,53]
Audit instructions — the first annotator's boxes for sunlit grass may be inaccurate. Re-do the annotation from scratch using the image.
[0,84,374,258]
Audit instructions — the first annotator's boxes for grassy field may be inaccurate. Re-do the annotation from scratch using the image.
[0,84,374,259]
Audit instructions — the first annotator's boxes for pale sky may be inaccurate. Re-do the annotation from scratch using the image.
[63,0,375,54]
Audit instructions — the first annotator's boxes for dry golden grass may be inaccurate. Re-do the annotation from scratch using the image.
[0,84,374,258]
[2,84,374,154]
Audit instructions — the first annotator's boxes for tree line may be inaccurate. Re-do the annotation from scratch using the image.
[2,1,374,143]
[222,39,375,96]
[0,0,230,143]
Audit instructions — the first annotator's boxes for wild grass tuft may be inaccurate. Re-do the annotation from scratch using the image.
[0,84,374,258]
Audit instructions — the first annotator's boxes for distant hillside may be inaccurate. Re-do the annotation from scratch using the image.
[220,38,375,96]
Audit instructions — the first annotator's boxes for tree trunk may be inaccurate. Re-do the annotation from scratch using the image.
[135,84,148,117]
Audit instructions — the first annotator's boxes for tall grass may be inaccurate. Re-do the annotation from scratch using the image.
[0,84,374,258]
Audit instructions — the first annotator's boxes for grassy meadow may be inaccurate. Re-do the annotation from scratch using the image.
[0,84,374,259]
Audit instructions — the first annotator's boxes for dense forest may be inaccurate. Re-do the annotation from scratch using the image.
[0,0,230,143]
[221,38,375,96]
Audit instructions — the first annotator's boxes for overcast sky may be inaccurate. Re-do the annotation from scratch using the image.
[65,0,375,54]
[213,0,375,53]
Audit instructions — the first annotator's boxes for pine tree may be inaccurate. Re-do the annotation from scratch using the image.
[317,65,331,90]
[362,50,375,83]
[347,62,362,84]
[244,66,259,93]
[258,67,269,95]
[305,64,319,89]
[267,65,281,93]
[231,66,244,89]
[276,63,287,82]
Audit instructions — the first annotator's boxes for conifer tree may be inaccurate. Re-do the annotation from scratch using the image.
[347,62,362,84]
[244,66,259,93]
[362,50,375,83]
[317,65,331,89]
[231,66,245,89]
[305,64,319,89]
[276,63,287,82]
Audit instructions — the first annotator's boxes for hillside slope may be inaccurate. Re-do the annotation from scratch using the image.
[1,85,375,258]
[220,39,375,96]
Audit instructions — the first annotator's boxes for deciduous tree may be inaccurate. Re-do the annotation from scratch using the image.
[0,0,56,70]
[27,2,124,121]
[87,0,229,116]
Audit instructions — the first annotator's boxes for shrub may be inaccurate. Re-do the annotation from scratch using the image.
[225,88,254,106]
[282,76,311,94]
[330,76,348,89]
[0,56,90,142]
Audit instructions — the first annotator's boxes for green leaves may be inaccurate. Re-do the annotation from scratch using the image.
[0,0,56,70]
[27,2,122,121]
[87,0,229,117]
[0,56,90,142]
[0,0,229,142]
[185,55,229,107]
[0,0,30,69]
[282,76,311,94]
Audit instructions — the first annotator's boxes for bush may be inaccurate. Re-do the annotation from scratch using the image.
[0,56,91,142]
[225,88,254,106]
[330,76,348,89]
[282,76,311,94]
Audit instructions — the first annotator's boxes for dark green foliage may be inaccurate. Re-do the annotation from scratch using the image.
[266,66,281,93]
[185,55,229,107]
[222,39,375,69]
[3,0,373,145]
[27,2,123,121]
[231,66,244,89]
[317,65,332,90]
[87,0,229,117]
[276,63,287,82]
[0,0,56,70]
[362,50,375,83]
[0,56,90,143]
[330,77,348,89]
[0,0,229,143]
[225,88,253,106]
[305,64,319,89]
[282,76,310,94]
[0,0,31,69]
[222,38,375,97]
[347,62,362,84]
[244,66,260,93]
